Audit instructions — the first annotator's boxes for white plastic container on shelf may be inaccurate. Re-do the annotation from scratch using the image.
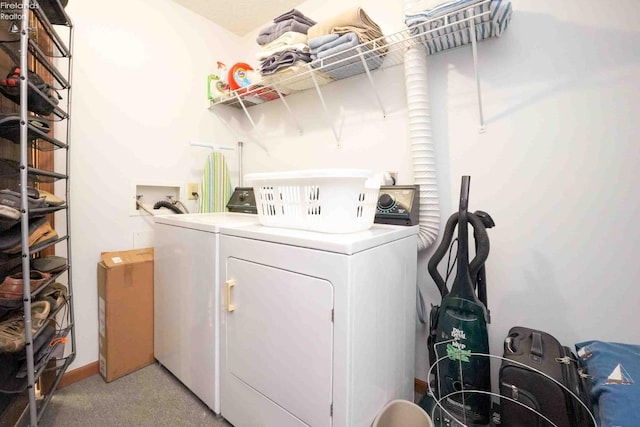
[245,169,381,233]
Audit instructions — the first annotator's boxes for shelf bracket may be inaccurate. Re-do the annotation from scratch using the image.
[273,85,304,135]
[308,66,340,146]
[467,7,486,133]
[234,91,258,130]
[356,46,386,118]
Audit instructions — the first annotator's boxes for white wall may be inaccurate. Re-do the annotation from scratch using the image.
[234,0,410,178]
[64,0,244,369]
[232,0,640,386]
[418,0,640,382]
[64,0,640,396]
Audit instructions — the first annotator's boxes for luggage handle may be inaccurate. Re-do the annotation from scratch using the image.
[530,332,544,357]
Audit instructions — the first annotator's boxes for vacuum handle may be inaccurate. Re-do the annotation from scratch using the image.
[459,175,470,213]
[451,176,475,300]
[427,213,491,298]
[427,213,458,298]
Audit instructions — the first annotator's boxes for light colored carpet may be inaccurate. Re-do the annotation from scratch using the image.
[38,363,231,426]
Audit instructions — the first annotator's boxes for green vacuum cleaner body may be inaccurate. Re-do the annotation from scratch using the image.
[427,176,494,426]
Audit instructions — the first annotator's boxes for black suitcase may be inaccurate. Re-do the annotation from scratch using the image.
[499,326,594,427]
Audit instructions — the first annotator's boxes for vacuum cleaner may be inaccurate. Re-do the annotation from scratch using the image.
[421,176,495,426]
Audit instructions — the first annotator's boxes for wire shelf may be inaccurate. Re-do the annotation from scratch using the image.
[208,0,507,142]
[209,0,493,110]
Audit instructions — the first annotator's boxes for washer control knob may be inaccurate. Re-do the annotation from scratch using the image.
[378,193,395,210]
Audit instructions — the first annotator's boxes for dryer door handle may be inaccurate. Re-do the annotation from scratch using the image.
[225,280,236,312]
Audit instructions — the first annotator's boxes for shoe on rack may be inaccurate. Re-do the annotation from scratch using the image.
[0,218,59,255]
[0,113,50,145]
[0,188,50,232]
[36,189,65,207]
[0,300,50,353]
[32,255,67,274]
[0,205,20,221]
[0,188,47,211]
[0,66,59,116]
[30,300,51,330]
[37,282,67,309]
[0,271,52,300]
[0,296,22,321]
[0,207,20,232]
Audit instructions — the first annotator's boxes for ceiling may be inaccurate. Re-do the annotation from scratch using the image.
[172,0,307,36]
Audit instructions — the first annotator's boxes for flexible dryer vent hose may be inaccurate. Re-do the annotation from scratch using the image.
[153,200,184,214]
[403,9,441,250]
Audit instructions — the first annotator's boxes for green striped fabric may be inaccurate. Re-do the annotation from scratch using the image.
[198,152,232,212]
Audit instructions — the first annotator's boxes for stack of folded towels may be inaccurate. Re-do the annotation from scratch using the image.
[404,0,513,55]
[307,8,387,81]
[257,9,333,92]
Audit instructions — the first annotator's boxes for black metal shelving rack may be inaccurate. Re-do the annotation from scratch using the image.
[0,1,74,426]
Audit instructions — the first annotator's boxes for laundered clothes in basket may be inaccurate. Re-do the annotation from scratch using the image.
[405,0,513,55]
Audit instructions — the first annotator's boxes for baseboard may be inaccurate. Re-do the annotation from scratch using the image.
[59,361,99,389]
[415,377,429,396]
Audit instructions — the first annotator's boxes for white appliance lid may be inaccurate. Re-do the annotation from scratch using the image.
[219,223,419,254]
[153,212,258,232]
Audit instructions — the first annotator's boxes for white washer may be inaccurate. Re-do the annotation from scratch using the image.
[153,213,258,413]
[218,223,418,427]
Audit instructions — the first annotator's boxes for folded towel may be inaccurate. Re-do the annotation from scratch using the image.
[309,32,359,59]
[414,0,512,55]
[260,31,308,52]
[257,43,309,61]
[310,32,383,81]
[261,61,333,92]
[257,20,313,45]
[274,9,316,26]
[405,0,484,20]
[307,7,385,46]
[260,49,312,75]
[275,14,317,27]
[308,34,340,50]
[199,152,232,213]
[405,1,491,40]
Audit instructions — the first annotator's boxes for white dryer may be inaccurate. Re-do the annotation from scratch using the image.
[153,213,258,413]
[218,223,418,427]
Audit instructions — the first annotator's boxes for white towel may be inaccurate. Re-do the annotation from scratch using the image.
[260,31,308,51]
[256,43,310,61]
[261,61,333,92]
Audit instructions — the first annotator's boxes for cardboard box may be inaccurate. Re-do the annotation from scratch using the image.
[97,248,154,382]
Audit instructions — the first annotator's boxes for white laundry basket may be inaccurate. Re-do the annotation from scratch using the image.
[245,169,380,233]
[372,400,434,427]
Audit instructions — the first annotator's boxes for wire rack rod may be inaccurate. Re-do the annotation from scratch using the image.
[209,0,497,137]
